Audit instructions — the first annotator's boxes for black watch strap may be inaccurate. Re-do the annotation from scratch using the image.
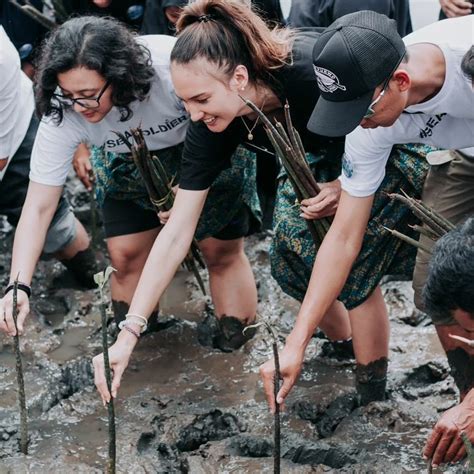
[5,282,31,298]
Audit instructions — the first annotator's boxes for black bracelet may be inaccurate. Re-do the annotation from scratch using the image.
[5,282,31,298]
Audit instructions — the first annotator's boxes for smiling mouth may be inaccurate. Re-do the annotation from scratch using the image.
[203,116,217,126]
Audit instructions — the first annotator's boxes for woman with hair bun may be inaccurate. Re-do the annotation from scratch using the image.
[149,0,430,409]
[0,15,263,386]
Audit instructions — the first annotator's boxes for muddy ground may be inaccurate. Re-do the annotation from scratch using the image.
[0,181,469,473]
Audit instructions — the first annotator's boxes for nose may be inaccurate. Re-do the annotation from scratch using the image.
[186,103,204,122]
[73,102,89,113]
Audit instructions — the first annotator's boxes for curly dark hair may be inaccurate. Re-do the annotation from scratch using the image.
[35,16,155,123]
[423,217,474,322]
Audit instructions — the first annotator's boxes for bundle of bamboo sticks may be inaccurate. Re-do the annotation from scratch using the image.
[115,128,206,295]
[242,99,330,247]
[383,189,455,254]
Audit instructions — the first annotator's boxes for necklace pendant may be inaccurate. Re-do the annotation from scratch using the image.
[248,133,253,141]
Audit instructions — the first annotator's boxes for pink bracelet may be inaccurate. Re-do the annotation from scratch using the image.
[122,324,140,340]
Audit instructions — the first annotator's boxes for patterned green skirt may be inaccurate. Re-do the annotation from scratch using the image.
[270,144,432,310]
[90,144,262,241]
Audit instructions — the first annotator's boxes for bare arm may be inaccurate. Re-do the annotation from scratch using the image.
[93,187,209,402]
[260,191,374,410]
[0,182,62,335]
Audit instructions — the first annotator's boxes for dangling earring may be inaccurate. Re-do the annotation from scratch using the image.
[240,86,246,92]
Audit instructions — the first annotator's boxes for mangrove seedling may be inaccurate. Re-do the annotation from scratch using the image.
[383,190,455,253]
[114,128,206,294]
[94,266,117,474]
[12,276,28,455]
[245,320,281,474]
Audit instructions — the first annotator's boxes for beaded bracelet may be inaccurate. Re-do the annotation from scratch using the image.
[119,313,148,333]
[5,282,31,298]
[121,324,140,340]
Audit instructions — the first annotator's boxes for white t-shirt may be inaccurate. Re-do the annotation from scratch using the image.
[0,26,35,182]
[340,15,474,198]
[30,35,189,187]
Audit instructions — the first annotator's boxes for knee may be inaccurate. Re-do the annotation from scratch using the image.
[108,241,144,280]
[199,238,244,271]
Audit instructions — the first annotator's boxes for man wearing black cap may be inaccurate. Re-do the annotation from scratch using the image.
[259,11,474,469]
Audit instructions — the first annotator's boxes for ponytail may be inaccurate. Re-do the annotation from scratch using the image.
[171,0,293,86]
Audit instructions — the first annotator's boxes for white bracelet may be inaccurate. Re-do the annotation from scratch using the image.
[118,317,147,334]
[125,313,148,325]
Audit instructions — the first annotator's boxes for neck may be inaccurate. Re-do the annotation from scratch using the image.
[239,84,282,118]
[405,43,446,107]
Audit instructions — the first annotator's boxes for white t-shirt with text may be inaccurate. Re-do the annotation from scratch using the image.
[340,15,474,197]
[30,35,189,187]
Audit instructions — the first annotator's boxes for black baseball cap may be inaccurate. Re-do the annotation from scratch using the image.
[308,10,406,137]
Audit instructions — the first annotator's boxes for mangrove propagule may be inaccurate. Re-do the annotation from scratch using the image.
[12,276,28,455]
[94,266,117,474]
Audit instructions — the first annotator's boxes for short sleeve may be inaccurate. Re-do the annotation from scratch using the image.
[30,114,87,186]
[339,126,393,197]
[179,120,242,191]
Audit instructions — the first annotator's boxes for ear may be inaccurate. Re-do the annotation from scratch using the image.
[391,69,411,92]
[228,64,249,92]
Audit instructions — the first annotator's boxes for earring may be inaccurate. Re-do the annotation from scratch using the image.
[240,86,245,91]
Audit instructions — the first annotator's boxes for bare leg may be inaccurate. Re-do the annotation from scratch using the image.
[107,228,160,325]
[53,218,90,260]
[319,300,352,341]
[199,237,257,324]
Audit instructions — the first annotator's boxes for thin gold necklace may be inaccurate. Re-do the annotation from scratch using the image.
[240,96,267,141]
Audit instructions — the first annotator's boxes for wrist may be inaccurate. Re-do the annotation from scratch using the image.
[117,325,140,348]
[5,281,31,298]
[286,329,311,353]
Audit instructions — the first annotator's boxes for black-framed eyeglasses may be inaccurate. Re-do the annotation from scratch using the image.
[53,81,110,109]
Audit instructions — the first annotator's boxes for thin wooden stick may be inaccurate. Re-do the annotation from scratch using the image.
[12,277,28,455]
[382,226,433,254]
[9,0,56,29]
[95,267,117,474]
[272,338,281,474]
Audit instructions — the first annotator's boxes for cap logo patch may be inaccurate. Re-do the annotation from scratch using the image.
[313,66,347,94]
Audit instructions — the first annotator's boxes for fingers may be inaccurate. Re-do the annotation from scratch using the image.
[276,376,294,406]
[452,443,466,463]
[158,210,171,225]
[431,432,456,468]
[259,362,276,413]
[443,435,464,464]
[93,354,111,405]
[441,0,472,16]
[111,365,125,399]
[424,425,443,460]
[301,195,335,219]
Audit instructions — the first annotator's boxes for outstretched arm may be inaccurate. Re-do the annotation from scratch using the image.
[93,187,209,403]
[260,190,374,411]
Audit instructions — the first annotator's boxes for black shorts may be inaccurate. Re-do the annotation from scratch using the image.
[102,197,257,241]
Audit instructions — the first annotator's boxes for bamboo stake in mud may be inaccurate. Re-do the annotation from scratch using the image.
[245,321,281,473]
[89,184,98,249]
[94,267,117,474]
[12,277,28,455]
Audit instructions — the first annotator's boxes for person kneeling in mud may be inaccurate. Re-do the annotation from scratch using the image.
[0,26,96,338]
[422,218,474,467]
[0,16,260,355]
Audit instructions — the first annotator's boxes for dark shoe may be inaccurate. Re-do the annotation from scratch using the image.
[320,338,355,360]
[60,247,98,289]
[197,313,257,353]
[355,357,388,405]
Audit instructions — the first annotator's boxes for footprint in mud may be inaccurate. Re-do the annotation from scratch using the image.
[292,393,360,438]
[399,361,451,400]
[229,433,359,469]
[176,409,246,452]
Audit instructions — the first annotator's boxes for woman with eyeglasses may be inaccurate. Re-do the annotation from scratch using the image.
[90,0,432,405]
[0,15,263,353]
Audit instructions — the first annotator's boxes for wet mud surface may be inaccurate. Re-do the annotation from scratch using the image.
[0,184,470,472]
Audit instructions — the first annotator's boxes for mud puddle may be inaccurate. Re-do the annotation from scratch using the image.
[0,195,468,473]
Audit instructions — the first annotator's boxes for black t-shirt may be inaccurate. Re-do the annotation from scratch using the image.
[179,30,344,190]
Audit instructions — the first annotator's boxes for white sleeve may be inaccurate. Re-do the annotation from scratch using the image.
[29,114,86,186]
[339,126,394,198]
